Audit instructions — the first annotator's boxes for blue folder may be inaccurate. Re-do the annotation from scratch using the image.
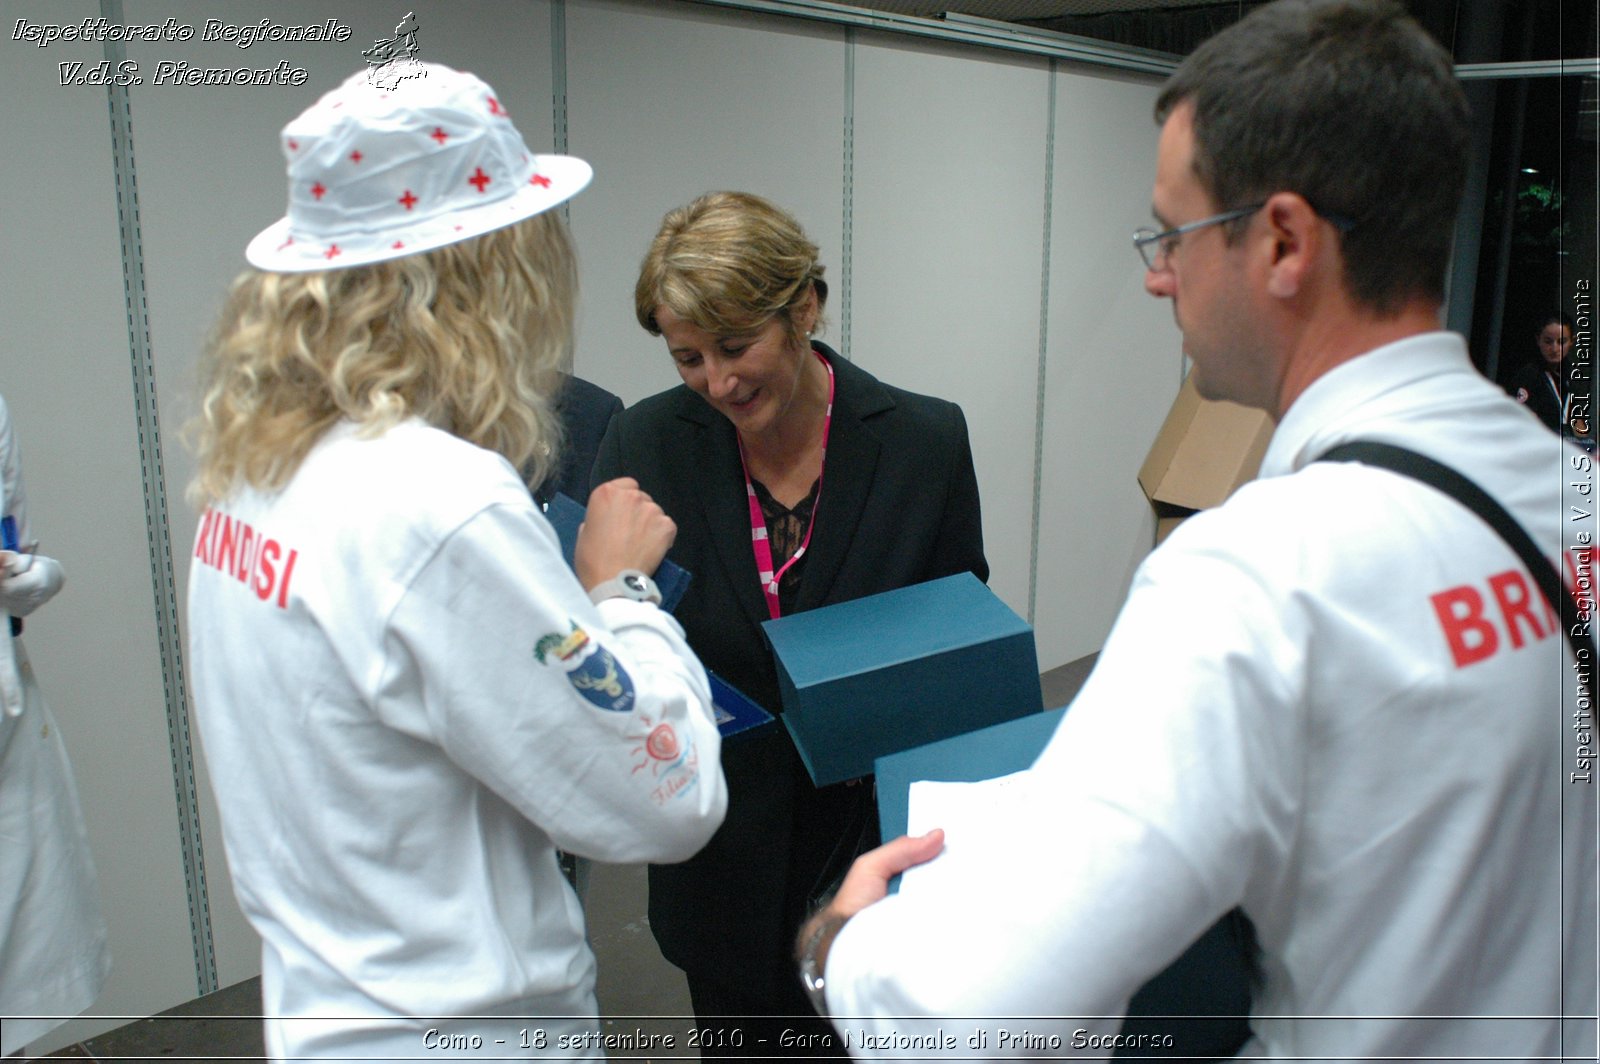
[543,492,692,612]
[707,670,774,741]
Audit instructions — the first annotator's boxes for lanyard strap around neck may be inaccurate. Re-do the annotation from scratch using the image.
[737,350,835,621]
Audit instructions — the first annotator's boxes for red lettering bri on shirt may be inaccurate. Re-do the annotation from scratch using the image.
[1431,585,1498,667]
[1488,570,1545,649]
[1431,566,1563,668]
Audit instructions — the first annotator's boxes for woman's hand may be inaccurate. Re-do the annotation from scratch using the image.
[575,477,677,590]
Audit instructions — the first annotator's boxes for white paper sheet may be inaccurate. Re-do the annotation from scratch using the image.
[900,770,1031,893]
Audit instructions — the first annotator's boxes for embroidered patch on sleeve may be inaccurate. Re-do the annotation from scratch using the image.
[534,621,636,713]
[627,714,699,806]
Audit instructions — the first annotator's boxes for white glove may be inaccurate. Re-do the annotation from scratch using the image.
[0,552,63,616]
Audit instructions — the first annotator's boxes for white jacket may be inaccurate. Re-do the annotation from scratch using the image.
[827,333,1598,1060]
[188,419,727,1061]
[0,394,110,1056]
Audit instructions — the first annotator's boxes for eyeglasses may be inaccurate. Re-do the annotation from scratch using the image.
[1133,202,1357,272]
[1132,204,1263,272]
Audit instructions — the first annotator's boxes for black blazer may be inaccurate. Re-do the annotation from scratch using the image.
[592,343,987,995]
[1508,361,1565,436]
[533,374,624,506]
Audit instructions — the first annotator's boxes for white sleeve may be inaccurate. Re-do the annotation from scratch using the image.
[379,500,727,864]
[0,395,61,619]
[824,514,1303,1046]
[0,395,33,550]
[0,554,64,616]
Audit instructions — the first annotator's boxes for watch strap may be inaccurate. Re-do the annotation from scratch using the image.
[587,569,662,606]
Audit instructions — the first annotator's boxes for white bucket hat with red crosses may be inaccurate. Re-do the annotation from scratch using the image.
[246,63,591,272]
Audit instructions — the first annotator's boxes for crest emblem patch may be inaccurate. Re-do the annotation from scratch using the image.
[535,622,636,713]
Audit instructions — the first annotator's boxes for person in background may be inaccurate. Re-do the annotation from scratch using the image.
[800,2,1596,1058]
[0,393,110,1059]
[594,191,987,1058]
[533,374,624,508]
[533,371,625,896]
[1510,311,1590,440]
[186,63,725,1061]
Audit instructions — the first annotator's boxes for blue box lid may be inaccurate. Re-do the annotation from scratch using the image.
[762,572,1029,685]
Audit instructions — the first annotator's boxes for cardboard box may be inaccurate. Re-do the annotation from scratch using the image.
[1139,375,1273,540]
[763,573,1043,786]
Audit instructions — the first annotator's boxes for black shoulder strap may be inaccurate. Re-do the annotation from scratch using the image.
[1319,441,1595,674]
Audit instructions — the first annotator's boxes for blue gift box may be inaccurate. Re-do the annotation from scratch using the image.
[875,705,1065,843]
[873,703,1254,1058]
[762,572,1043,786]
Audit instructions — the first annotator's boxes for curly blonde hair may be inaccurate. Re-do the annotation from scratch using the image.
[635,191,827,344]
[189,213,576,505]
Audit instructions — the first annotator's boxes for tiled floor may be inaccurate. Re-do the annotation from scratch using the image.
[31,660,1094,1062]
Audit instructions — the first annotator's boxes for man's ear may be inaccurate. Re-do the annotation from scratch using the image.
[1260,192,1322,299]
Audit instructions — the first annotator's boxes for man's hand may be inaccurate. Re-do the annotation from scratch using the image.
[830,829,945,920]
[795,829,945,979]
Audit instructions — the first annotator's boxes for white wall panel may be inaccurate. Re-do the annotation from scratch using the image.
[565,0,846,403]
[0,0,200,1048]
[1033,69,1182,672]
[850,35,1050,619]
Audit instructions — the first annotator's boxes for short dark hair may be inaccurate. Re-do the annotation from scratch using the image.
[1537,311,1575,335]
[1155,0,1469,314]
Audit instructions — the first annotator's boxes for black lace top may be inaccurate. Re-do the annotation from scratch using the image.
[749,476,821,611]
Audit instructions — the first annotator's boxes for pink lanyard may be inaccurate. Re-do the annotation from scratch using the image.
[737,351,835,620]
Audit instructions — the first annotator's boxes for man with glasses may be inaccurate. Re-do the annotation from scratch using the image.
[795,0,1596,1058]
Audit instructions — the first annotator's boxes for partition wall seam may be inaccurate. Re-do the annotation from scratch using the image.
[552,0,571,227]
[1027,62,1057,627]
[99,0,217,997]
[682,0,1178,75]
[840,26,855,361]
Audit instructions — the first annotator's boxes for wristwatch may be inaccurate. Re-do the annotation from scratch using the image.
[587,568,662,606]
[797,911,850,1014]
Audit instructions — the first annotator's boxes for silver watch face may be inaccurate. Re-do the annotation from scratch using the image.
[622,573,648,595]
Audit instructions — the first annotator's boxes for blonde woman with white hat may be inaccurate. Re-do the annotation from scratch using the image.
[188,63,726,1061]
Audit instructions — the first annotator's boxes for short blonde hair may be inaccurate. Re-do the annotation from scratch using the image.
[189,214,576,506]
[635,191,826,343]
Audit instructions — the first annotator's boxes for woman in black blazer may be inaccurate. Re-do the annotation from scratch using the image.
[594,191,987,1058]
